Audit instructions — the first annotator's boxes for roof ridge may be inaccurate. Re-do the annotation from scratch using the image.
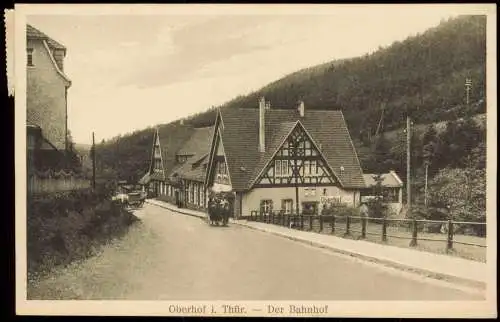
[27,24,66,50]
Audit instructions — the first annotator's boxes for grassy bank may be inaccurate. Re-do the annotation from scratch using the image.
[27,186,139,281]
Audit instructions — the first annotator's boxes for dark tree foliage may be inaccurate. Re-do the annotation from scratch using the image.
[367,174,389,218]
[92,15,486,188]
[421,124,440,177]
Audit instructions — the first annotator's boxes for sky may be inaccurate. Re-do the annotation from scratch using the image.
[26,6,463,144]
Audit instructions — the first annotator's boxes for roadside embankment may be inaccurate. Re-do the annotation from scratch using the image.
[27,187,139,283]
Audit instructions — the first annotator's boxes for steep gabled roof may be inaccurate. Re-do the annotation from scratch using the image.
[152,123,194,179]
[177,126,214,156]
[27,24,71,86]
[168,126,214,182]
[27,24,66,51]
[217,106,366,191]
[363,171,403,188]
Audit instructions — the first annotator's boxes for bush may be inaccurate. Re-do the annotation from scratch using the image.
[27,188,138,278]
[321,204,359,217]
[367,197,389,218]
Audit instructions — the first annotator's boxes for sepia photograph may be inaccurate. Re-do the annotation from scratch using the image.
[10,3,497,318]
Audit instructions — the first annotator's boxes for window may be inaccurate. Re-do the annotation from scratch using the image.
[194,184,198,205]
[190,183,194,203]
[27,48,34,66]
[154,158,162,170]
[304,188,317,197]
[281,199,293,214]
[283,161,290,176]
[275,160,282,177]
[177,155,188,163]
[260,199,273,214]
[275,160,292,178]
[384,188,399,203]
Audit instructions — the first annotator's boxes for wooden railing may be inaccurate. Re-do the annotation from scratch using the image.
[248,211,487,253]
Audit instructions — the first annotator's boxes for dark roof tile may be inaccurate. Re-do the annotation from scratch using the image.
[218,107,365,190]
[157,125,214,183]
[27,24,66,51]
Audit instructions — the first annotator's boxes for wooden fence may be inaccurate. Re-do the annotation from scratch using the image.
[248,211,487,259]
[28,174,91,194]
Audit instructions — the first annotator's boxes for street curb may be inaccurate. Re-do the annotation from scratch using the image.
[233,221,486,292]
[146,200,486,292]
[146,200,207,220]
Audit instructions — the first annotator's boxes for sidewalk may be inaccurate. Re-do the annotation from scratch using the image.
[146,199,488,289]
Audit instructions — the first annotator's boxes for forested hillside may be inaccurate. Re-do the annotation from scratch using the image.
[93,15,487,220]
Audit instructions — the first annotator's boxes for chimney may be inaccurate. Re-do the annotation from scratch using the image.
[298,100,305,117]
[259,97,266,152]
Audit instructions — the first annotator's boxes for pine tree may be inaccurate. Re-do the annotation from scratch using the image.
[422,124,440,177]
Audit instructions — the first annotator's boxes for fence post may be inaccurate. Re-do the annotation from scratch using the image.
[361,215,366,239]
[382,216,387,242]
[319,216,323,232]
[409,218,418,247]
[309,216,313,231]
[331,216,336,234]
[300,214,304,230]
[446,219,454,252]
[344,216,351,236]
[272,212,275,224]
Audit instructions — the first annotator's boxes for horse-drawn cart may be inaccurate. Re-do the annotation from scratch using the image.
[207,191,232,227]
[126,191,146,208]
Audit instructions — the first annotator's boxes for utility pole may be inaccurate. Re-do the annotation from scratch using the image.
[465,78,472,107]
[406,116,411,217]
[375,102,385,137]
[92,132,96,190]
[424,162,428,207]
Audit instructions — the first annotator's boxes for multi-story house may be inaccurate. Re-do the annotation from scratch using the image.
[26,24,72,173]
[141,123,214,210]
[204,98,367,218]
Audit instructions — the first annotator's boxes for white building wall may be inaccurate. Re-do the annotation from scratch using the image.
[241,186,359,215]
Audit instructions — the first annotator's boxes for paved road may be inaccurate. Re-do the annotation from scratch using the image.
[28,204,483,300]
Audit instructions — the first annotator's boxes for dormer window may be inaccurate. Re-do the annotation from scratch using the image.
[27,48,34,66]
[177,155,188,163]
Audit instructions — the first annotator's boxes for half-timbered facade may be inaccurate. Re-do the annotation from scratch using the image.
[205,98,367,218]
[143,124,214,211]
